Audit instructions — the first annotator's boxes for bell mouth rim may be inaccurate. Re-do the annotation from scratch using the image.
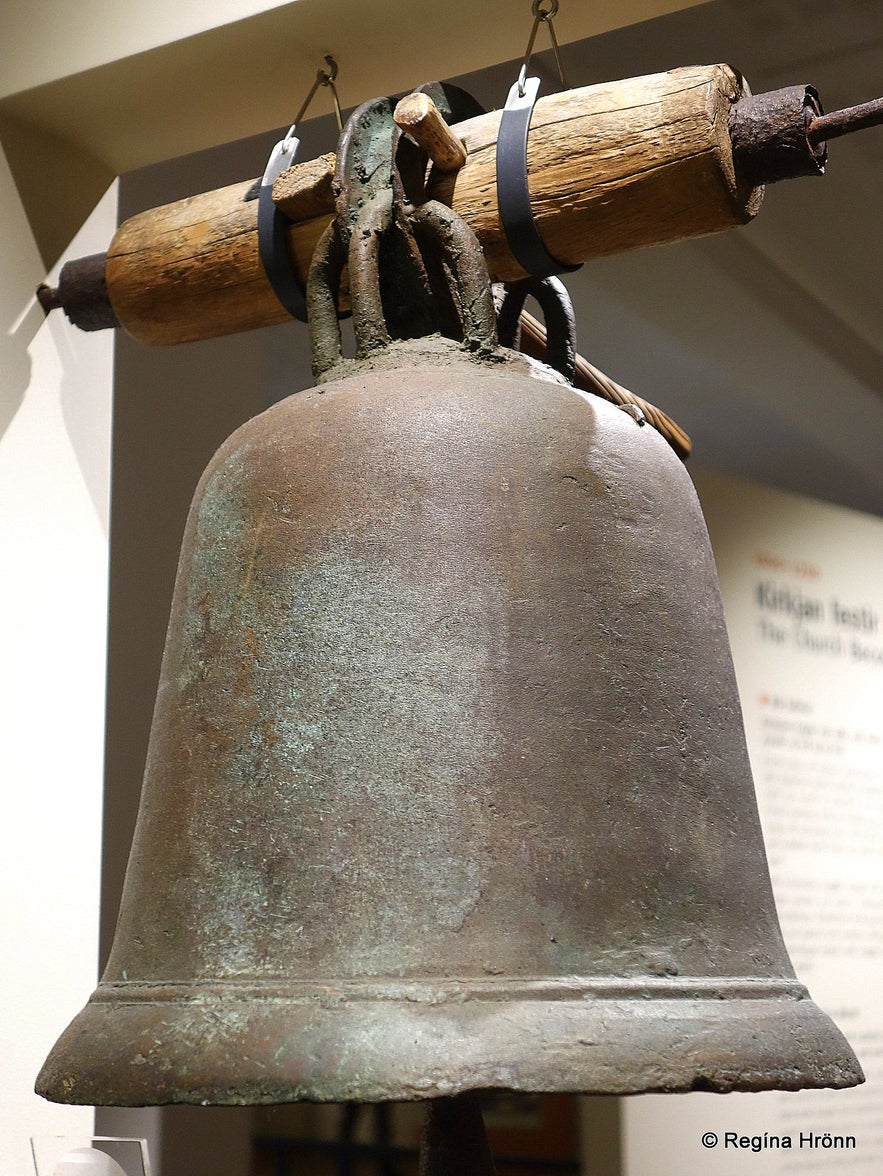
[87,974,810,1005]
[37,984,864,1105]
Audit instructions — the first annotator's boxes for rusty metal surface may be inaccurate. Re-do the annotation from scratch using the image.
[36,338,863,1105]
[37,252,119,331]
[807,95,883,144]
[730,85,827,185]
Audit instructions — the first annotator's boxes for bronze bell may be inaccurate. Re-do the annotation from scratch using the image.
[37,95,861,1108]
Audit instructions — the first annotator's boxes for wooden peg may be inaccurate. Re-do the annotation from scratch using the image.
[393,91,467,172]
[272,152,336,221]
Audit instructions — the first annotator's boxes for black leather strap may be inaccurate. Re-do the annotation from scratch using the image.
[257,135,308,322]
[495,76,581,279]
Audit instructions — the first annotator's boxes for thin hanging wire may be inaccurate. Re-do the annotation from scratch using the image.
[518,0,569,96]
[282,55,343,152]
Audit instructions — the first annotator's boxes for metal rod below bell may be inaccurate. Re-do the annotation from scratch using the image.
[419,1095,496,1176]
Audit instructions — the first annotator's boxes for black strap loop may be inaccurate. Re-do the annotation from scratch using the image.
[258,135,308,322]
[495,76,582,280]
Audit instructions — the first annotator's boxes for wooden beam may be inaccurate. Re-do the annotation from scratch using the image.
[104,65,761,346]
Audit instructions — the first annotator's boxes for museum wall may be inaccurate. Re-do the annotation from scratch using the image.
[623,473,883,1175]
[0,147,115,1173]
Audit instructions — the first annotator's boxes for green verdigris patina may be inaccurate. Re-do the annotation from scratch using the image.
[37,92,862,1111]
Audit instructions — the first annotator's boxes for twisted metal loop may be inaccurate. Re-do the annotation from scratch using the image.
[497,276,575,382]
[409,201,498,354]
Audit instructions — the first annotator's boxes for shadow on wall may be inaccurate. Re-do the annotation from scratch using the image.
[1,294,112,533]
[1,148,116,530]
[0,296,38,441]
[0,109,116,270]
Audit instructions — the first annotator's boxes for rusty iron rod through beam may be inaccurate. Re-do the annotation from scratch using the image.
[807,95,883,145]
